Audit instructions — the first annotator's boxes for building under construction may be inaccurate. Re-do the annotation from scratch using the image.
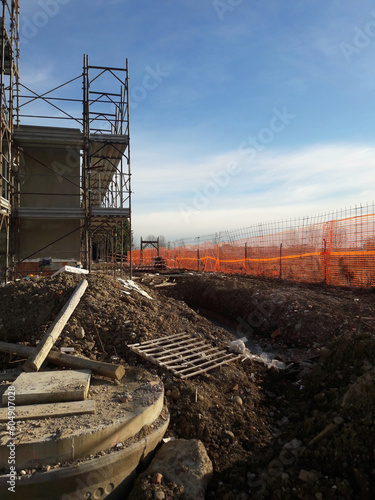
[0,1,131,281]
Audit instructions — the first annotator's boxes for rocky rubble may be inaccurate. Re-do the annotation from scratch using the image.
[239,331,375,500]
[129,439,213,500]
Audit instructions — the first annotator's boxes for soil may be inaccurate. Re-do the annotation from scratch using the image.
[1,271,375,499]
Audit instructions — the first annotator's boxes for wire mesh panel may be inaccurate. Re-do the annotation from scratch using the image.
[129,204,375,289]
[128,332,241,379]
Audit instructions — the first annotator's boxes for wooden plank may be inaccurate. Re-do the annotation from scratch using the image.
[0,341,125,380]
[2,370,91,406]
[178,353,239,374]
[134,335,202,353]
[23,279,88,372]
[180,355,242,379]
[154,282,177,287]
[159,350,226,367]
[140,337,206,355]
[0,400,95,422]
[128,332,187,348]
[156,345,222,362]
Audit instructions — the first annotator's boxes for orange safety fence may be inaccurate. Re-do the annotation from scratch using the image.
[130,209,375,288]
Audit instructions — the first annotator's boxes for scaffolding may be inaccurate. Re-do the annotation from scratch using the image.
[82,55,131,273]
[0,1,131,281]
[0,0,19,281]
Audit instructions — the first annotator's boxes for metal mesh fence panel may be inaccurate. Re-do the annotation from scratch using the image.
[130,204,375,288]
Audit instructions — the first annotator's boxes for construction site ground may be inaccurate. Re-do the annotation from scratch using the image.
[1,271,375,499]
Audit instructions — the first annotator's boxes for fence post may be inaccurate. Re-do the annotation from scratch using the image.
[244,243,247,275]
[279,243,282,279]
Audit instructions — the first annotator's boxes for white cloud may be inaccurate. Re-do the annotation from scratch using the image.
[20,65,55,87]
[132,142,375,241]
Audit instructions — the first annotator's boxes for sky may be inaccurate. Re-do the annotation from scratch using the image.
[18,0,375,244]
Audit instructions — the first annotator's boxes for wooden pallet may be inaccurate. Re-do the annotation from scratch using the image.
[128,332,241,379]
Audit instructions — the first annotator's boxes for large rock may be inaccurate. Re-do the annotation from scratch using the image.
[129,439,213,500]
[342,367,375,411]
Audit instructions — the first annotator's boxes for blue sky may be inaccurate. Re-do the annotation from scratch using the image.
[19,0,375,243]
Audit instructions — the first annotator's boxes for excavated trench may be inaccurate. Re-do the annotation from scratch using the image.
[160,273,314,366]
[194,307,281,368]
[158,272,375,500]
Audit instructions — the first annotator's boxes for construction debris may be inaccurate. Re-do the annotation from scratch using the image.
[2,271,375,499]
[117,278,153,299]
[23,279,88,372]
[154,281,177,288]
[139,274,177,287]
[3,370,91,405]
[0,400,96,422]
[51,266,89,278]
[0,341,125,380]
[128,332,242,379]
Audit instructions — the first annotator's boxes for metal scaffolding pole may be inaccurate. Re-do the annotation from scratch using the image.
[126,59,132,279]
[82,54,90,270]
[0,1,19,282]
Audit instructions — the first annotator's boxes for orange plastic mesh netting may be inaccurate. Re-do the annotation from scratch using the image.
[129,209,375,288]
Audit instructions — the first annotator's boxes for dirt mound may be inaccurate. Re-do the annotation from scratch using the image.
[0,273,270,479]
[237,332,375,500]
[2,271,375,498]
[0,273,230,359]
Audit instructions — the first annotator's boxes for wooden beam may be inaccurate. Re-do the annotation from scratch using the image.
[23,279,88,372]
[0,400,95,422]
[154,282,177,288]
[0,341,125,380]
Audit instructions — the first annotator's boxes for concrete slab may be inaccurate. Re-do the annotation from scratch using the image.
[0,400,95,422]
[0,413,169,500]
[0,374,165,469]
[1,370,91,406]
